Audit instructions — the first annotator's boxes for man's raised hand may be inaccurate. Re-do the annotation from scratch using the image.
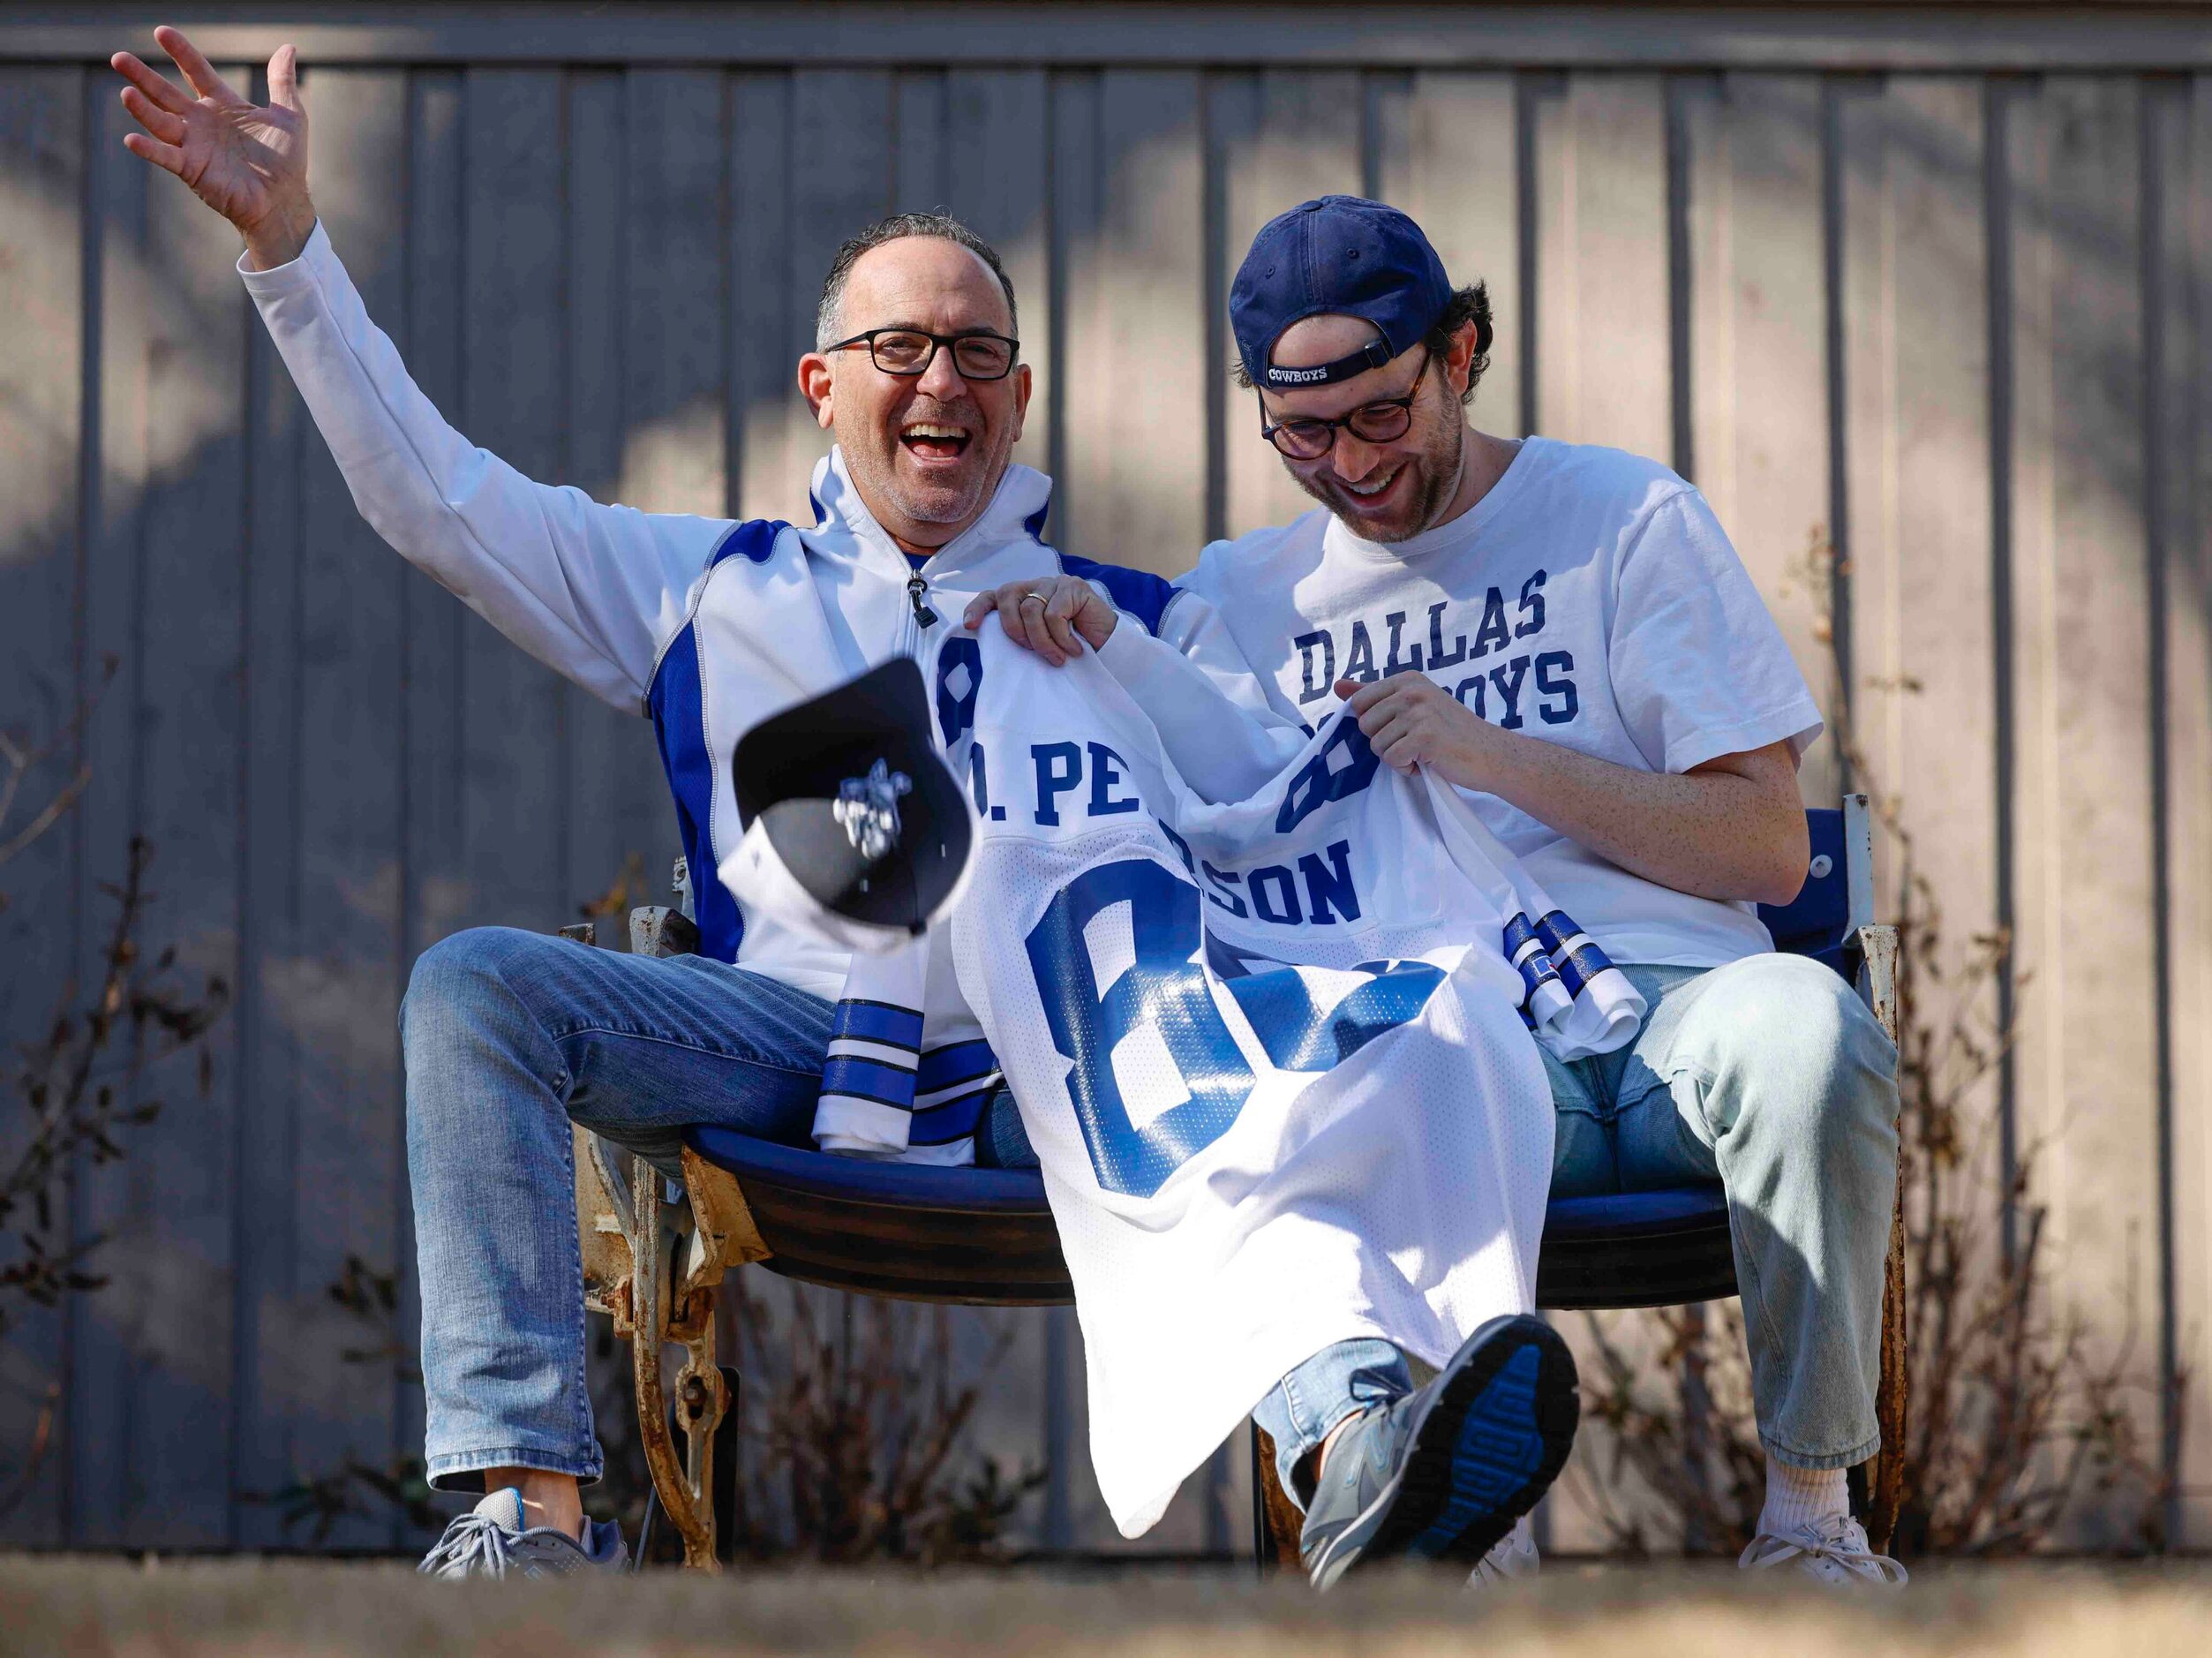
[111,26,314,270]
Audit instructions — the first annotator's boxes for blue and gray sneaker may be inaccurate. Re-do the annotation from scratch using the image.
[1299,1314,1578,1591]
[417,1488,630,1580]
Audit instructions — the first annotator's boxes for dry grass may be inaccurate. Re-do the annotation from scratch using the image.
[0,1557,2206,1657]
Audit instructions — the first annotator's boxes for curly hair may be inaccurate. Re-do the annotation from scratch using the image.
[1428,281,1492,405]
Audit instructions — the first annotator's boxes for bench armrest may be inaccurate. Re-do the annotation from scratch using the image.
[631,905,702,958]
[1855,923,1900,1044]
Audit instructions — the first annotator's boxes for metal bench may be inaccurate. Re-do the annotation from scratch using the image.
[570,798,1903,1570]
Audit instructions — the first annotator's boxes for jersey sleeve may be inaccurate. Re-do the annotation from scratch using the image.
[1092,583,1307,804]
[1607,487,1825,774]
[238,221,726,713]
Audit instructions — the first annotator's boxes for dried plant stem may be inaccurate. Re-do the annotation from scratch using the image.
[2,666,229,1519]
[1572,532,2177,1556]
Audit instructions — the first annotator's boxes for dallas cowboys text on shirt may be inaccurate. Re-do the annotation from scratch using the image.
[1290,569,1579,730]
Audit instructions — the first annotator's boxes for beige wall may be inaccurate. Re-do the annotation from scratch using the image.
[0,5,2205,1554]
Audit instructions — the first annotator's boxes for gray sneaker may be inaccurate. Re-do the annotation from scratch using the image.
[418,1488,630,1580]
[1739,1515,1909,1587]
[1300,1314,1578,1591]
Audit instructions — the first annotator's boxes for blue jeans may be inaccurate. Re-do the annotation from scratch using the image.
[400,925,1027,1491]
[1253,954,1901,1507]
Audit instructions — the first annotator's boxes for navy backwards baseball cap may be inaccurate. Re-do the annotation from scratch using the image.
[1230,195,1454,391]
[719,657,973,952]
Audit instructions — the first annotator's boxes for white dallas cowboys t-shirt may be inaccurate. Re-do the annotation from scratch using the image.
[1176,436,1824,968]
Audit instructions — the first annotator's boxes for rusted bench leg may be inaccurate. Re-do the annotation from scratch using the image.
[1251,1425,1305,1569]
[626,1167,722,1571]
[576,1117,770,1571]
[1866,1155,1908,1551]
[1858,922,1907,1553]
[567,895,764,1569]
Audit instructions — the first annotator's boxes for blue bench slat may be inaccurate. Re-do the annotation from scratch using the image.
[687,806,1860,1305]
[686,1124,1050,1210]
[690,1127,1727,1234]
[1544,1184,1727,1236]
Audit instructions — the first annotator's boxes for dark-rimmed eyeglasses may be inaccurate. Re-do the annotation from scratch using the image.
[1259,350,1435,459]
[828,328,1020,382]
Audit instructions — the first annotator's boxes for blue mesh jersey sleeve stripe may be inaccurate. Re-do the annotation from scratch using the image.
[819,1055,922,1109]
[831,999,927,1050]
[910,1089,991,1147]
[918,1037,998,1093]
[644,518,787,964]
[1057,552,1176,637]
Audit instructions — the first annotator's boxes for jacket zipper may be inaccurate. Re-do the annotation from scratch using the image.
[907,569,939,629]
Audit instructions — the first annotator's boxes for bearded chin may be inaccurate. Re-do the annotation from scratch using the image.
[894,477,982,524]
[1397,420,1467,539]
[1369,424,1467,543]
[1295,419,1466,545]
[855,437,987,526]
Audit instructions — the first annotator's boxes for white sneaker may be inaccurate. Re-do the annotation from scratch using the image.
[1738,1515,1908,1587]
[417,1488,630,1580]
[1465,1516,1539,1587]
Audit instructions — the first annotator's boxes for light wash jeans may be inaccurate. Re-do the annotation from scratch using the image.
[406,932,1895,1500]
[1253,954,1901,1507]
[400,925,1028,1491]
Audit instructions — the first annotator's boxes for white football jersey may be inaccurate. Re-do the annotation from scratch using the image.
[937,627,1596,1537]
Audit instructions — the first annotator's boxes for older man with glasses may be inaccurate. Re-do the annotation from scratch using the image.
[972,197,1906,1590]
[109,26,1301,1579]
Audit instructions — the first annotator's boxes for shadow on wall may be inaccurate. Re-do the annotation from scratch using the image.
[0,59,2197,1556]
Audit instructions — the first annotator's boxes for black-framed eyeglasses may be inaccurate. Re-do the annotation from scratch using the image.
[1258,350,1436,459]
[828,328,1020,382]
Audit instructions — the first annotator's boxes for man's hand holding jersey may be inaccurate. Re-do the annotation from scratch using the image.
[1335,670,1498,783]
[962,574,1118,667]
[1342,671,1805,906]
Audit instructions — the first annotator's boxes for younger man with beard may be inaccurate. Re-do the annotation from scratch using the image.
[971,197,1904,1588]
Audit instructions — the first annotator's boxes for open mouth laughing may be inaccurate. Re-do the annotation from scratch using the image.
[900,419,973,463]
[1331,462,1411,515]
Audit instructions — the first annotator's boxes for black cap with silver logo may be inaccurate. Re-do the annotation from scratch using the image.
[720,657,974,951]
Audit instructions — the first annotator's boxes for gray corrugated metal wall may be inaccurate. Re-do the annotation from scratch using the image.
[0,4,2207,1553]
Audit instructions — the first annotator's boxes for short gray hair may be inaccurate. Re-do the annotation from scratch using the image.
[815,212,1019,350]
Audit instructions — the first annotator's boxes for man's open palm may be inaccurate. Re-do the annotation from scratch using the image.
[112,26,314,267]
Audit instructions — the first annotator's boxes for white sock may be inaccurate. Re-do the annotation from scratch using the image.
[1759,1458,1847,1536]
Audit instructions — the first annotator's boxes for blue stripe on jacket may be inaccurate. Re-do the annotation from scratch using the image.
[1057,552,1174,637]
[644,518,788,965]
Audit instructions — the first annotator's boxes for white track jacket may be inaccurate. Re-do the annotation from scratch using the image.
[238,222,1300,1003]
